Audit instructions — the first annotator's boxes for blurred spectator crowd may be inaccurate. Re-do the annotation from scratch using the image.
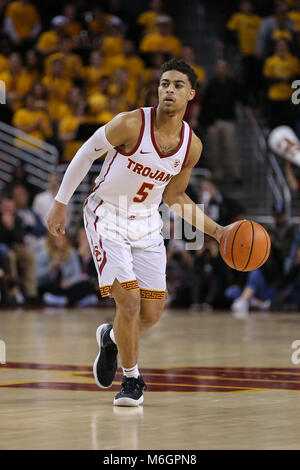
[224,0,300,128]
[1,0,300,315]
[222,0,300,194]
[0,0,205,161]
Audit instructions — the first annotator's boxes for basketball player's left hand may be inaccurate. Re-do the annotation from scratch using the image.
[46,201,67,236]
[217,220,247,243]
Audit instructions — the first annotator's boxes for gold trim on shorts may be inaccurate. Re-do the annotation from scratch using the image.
[100,280,139,297]
[140,288,168,300]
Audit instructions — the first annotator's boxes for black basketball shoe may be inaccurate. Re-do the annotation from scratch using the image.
[93,323,118,388]
[113,375,147,407]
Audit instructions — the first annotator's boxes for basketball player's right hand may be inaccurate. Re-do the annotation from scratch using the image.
[46,201,66,236]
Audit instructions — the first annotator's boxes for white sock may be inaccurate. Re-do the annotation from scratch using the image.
[109,328,116,344]
[122,364,139,379]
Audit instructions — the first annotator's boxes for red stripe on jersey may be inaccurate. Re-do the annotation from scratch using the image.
[115,108,145,156]
[93,199,103,214]
[181,125,192,170]
[93,199,103,230]
[92,150,118,193]
[94,215,98,231]
[150,107,185,159]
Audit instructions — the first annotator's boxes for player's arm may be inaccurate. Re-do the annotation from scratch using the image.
[162,133,225,242]
[47,110,142,236]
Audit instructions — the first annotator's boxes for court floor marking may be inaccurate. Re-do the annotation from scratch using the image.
[2,362,300,392]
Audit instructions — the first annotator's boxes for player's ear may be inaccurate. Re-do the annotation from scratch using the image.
[188,88,196,101]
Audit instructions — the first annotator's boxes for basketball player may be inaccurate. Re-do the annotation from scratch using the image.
[47,59,226,406]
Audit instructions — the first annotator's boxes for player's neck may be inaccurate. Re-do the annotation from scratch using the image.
[155,105,185,133]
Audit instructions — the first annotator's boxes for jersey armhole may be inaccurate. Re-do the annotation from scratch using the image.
[115,108,145,156]
[181,125,192,170]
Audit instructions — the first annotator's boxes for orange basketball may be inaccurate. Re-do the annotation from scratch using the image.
[219,220,271,271]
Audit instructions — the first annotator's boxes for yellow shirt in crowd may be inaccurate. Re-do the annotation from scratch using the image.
[263,52,300,100]
[108,82,137,112]
[13,107,52,141]
[289,10,300,32]
[42,75,73,120]
[55,103,73,121]
[101,37,124,58]
[36,30,60,54]
[58,115,83,135]
[97,110,115,124]
[45,52,84,80]
[84,66,109,95]
[4,1,40,40]
[0,55,8,74]
[137,11,161,33]
[105,54,145,79]
[59,116,86,161]
[140,33,182,56]
[272,28,293,43]
[227,12,262,56]
[87,93,108,117]
[0,69,33,109]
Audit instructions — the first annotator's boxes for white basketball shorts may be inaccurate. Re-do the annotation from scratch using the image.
[83,194,167,300]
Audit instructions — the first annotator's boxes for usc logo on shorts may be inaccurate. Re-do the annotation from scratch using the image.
[91,238,107,275]
[93,245,103,263]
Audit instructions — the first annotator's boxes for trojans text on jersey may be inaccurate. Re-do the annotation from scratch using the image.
[127,157,172,183]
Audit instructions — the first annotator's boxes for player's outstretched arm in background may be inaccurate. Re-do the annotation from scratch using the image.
[46,110,142,236]
[162,132,225,242]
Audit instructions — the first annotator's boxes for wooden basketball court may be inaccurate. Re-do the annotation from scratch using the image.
[1,307,300,450]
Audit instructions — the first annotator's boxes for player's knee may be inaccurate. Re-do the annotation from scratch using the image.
[149,306,164,326]
[117,292,141,321]
[140,304,164,330]
[122,300,141,321]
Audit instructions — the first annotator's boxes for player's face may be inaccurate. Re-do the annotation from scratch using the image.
[158,70,195,112]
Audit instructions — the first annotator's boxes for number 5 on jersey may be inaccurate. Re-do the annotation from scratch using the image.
[133,182,154,203]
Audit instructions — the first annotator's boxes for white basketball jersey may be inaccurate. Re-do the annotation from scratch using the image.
[92,107,192,217]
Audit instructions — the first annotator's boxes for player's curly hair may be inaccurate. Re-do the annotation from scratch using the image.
[160,59,198,89]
